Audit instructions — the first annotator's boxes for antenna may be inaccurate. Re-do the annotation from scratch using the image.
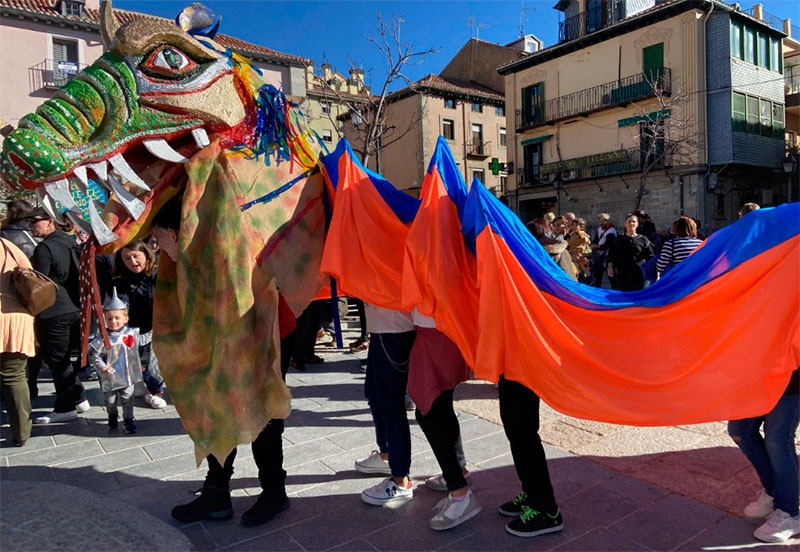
[519,0,530,37]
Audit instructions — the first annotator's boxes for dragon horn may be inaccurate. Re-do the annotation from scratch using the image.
[100,0,119,49]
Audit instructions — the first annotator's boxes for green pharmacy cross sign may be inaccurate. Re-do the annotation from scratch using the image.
[489,157,505,176]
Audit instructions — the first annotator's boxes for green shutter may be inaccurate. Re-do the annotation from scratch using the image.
[643,43,664,82]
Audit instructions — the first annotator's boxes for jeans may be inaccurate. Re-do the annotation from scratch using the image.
[415,388,467,491]
[728,394,800,516]
[365,331,416,478]
[1,352,32,443]
[38,312,86,413]
[139,342,165,395]
[498,376,558,512]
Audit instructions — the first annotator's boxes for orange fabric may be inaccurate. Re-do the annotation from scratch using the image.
[466,229,800,425]
[320,150,409,308]
[402,166,479,367]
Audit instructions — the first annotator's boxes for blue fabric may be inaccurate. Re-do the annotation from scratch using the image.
[459,179,800,310]
[321,140,419,224]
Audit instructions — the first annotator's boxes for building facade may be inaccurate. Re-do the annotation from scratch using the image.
[0,0,309,129]
[347,38,535,197]
[499,0,790,231]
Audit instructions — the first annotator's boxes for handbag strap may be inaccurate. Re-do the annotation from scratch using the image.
[1,238,24,272]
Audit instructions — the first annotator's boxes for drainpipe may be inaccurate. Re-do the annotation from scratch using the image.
[700,2,714,229]
[462,100,469,182]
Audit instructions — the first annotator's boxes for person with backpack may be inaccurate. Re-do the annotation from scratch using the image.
[25,207,90,424]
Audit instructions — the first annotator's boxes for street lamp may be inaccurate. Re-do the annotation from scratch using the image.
[783,152,796,203]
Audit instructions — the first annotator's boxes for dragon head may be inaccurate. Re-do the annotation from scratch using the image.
[1,0,316,249]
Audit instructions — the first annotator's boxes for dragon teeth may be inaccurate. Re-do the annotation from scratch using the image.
[192,128,210,148]
[109,153,150,192]
[85,161,108,182]
[45,178,80,213]
[88,199,118,245]
[108,173,146,219]
[73,165,90,187]
[35,188,64,224]
[143,138,188,163]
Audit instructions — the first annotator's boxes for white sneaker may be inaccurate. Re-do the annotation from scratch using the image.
[429,489,482,531]
[34,410,78,424]
[361,477,413,506]
[75,400,91,414]
[144,394,167,409]
[753,509,800,543]
[425,471,472,492]
[355,450,391,475]
[743,490,774,519]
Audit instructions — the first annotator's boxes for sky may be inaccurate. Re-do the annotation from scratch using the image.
[114,0,800,91]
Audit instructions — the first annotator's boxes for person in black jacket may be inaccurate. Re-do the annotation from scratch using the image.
[1,200,39,259]
[25,207,90,424]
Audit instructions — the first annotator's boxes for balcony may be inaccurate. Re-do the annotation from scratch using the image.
[515,68,671,131]
[467,141,491,158]
[530,146,668,185]
[559,0,626,43]
[28,59,88,92]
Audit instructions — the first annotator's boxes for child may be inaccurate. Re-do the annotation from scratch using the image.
[90,289,144,433]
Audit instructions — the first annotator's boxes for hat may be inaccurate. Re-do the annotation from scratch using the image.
[24,207,50,220]
[103,288,128,311]
[598,213,611,221]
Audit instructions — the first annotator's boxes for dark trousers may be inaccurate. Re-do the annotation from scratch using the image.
[205,333,292,494]
[415,388,467,491]
[354,299,367,340]
[365,331,416,477]
[38,312,85,413]
[498,376,558,512]
[291,300,323,366]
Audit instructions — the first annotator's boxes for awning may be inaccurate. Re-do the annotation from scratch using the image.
[521,134,553,146]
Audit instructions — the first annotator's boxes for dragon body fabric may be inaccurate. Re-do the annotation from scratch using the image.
[3,1,799,461]
[1,1,326,462]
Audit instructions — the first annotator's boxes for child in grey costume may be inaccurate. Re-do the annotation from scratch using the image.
[90,288,144,433]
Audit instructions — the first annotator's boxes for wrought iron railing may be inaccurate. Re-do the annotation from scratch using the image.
[532,146,669,184]
[468,141,490,157]
[558,0,626,43]
[515,67,671,131]
[28,58,87,91]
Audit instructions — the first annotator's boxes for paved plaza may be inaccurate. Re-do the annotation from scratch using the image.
[1,329,798,551]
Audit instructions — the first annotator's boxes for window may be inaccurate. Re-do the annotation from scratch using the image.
[772,103,785,139]
[471,168,485,184]
[321,129,332,142]
[731,91,785,137]
[746,95,759,134]
[743,27,755,64]
[471,103,482,113]
[757,33,768,68]
[444,98,456,109]
[442,119,455,140]
[730,21,742,59]
[522,143,542,185]
[321,101,331,115]
[760,99,772,137]
[500,175,507,194]
[732,92,746,132]
[471,123,483,153]
[495,106,505,117]
[521,83,544,127]
[769,37,781,72]
[61,0,83,16]
[499,127,506,148]
[52,38,79,87]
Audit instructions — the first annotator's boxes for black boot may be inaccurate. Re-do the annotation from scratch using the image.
[240,490,289,527]
[171,485,233,523]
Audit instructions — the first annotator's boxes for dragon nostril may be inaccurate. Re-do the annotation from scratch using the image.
[8,152,33,175]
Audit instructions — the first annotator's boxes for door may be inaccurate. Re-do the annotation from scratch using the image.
[643,42,664,86]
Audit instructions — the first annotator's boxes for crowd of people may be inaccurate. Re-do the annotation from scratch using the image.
[0,199,797,543]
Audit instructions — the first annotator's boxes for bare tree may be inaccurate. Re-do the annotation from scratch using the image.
[632,76,700,210]
[314,12,439,171]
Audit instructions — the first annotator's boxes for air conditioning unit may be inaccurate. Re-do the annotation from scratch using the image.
[562,169,579,181]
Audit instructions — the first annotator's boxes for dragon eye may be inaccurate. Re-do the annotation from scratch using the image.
[140,45,198,78]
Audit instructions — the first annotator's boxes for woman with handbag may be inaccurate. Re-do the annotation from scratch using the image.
[655,217,703,278]
[0,238,35,446]
[25,207,90,424]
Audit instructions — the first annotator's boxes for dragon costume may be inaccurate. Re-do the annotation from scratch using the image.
[1,1,326,463]
[3,1,798,453]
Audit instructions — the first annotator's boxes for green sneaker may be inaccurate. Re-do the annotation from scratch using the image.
[505,506,563,538]
[498,491,528,517]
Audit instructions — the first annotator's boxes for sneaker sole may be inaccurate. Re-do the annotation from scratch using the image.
[360,492,413,506]
[505,522,564,538]
[354,464,392,475]
[498,506,523,517]
[429,505,482,531]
